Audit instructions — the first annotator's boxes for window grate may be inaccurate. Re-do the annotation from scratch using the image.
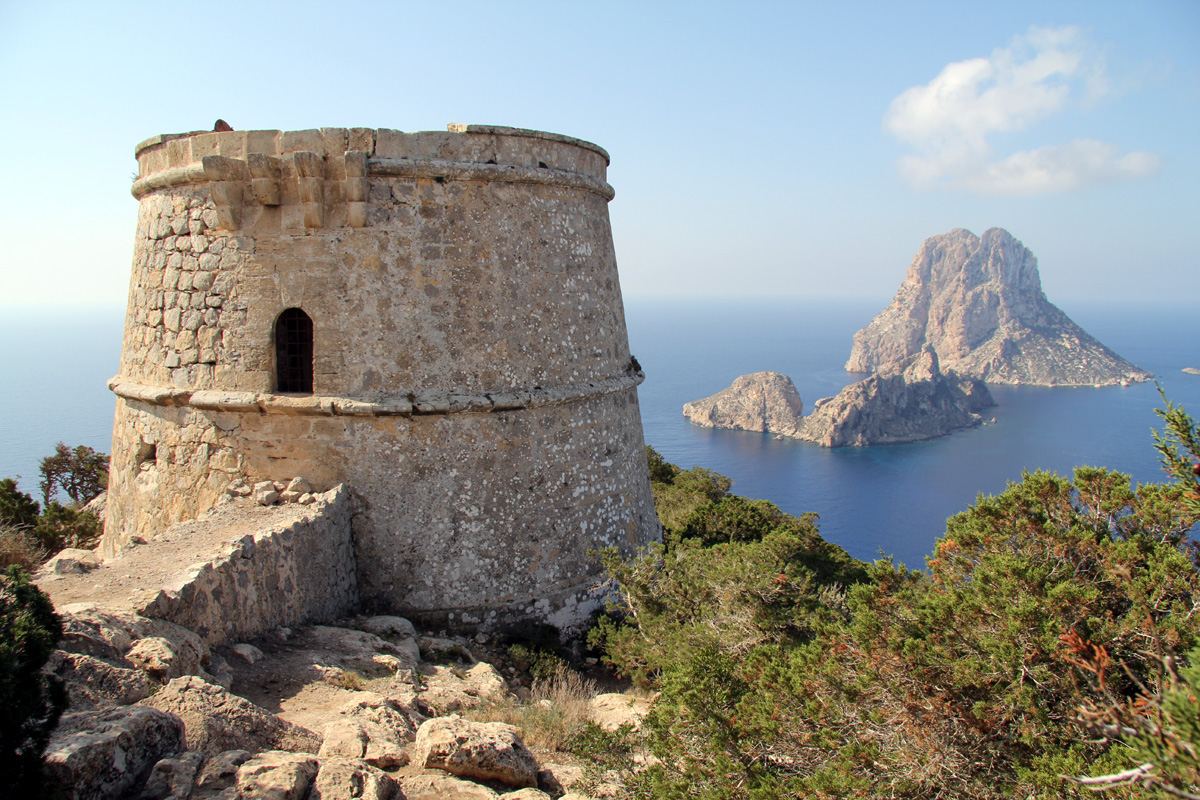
[275,308,313,393]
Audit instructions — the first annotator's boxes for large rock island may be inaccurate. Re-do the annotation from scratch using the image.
[846,228,1151,386]
[682,371,806,435]
[683,349,994,447]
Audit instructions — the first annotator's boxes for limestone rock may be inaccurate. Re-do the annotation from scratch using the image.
[400,772,501,800]
[413,715,540,788]
[311,758,398,799]
[140,675,320,757]
[127,636,190,682]
[589,692,653,732]
[418,662,509,714]
[139,749,203,800]
[234,751,319,800]
[196,748,252,790]
[40,548,102,576]
[358,614,418,640]
[304,625,409,675]
[682,371,803,435]
[57,604,210,681]
[44,705,186,800]
[231,642,264,664]
[50,650,154,710]
[797,347,994,446]
[319,692,415,768]
[82,491,108,519]
[846,228,1151,386]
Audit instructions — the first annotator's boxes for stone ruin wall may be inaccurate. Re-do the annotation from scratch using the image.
[104,125,659,632]
[133,486,359,646]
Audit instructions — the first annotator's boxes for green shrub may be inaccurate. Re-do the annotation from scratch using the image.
[599,410,1200,798]
[0,480,39,529]
[0,566,66,793]
[38,443,108,507]
[33,503,101,557]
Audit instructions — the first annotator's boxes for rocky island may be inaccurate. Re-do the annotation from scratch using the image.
[682,371,805,435]
[683,348,994,447]
[846,228,1151,386]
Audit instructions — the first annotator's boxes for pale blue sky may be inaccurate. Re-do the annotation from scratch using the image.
[0,0,1196,308]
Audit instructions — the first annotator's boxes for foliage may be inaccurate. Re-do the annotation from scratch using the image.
[468,664,598,751]
[0,525,46,573]
[32,503,102,556]
[646,446,681,485]
[600,429,1200,798]
[0,566,66,793]
[38,443,108,507]
[323,668,367,691]
[506,643,568,681]
[0,480,39,529]
[1062,390,1200,798]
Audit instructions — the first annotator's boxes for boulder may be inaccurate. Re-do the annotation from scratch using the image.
[301,625,410,675]
[310,757,398,800]
[140,675,320,757]
[234,751,319,800]
[49,650,154,710]
[44,705,186,800]
[57,604,211,681]
[40,548,102,576]
[318,718,408,769]
[231,642,264,664]
[418,662,509,714]
[318,690,419,768]
[589,692,654,732]
[413,715,540,788]
[138,749,203,800]
[400,772,501,800]
[358,615,417,639]
[846,227,1151,386]
[195,748,252,791]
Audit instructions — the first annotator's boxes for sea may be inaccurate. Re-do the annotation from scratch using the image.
[2,298,1198,569]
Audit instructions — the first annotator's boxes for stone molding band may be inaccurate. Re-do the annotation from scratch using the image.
[131,156,616,202]
[109,371,645,417]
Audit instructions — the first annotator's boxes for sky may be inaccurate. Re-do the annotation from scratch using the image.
[0,0,1196,309]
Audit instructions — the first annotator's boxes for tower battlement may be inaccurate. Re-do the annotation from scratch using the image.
[104,124,658,633]
[131,126,613,231]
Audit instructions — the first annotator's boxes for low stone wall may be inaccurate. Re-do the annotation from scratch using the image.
[132,486,358,645]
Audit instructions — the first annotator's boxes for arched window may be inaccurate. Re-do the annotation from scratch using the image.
[275,308,313,394]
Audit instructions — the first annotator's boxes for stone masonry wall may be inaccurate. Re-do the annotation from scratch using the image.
[133,486,357,646]
[104,125,660,633]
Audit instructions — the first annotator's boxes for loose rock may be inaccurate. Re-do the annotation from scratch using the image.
[413,715,540,788]
[140,675,320,757]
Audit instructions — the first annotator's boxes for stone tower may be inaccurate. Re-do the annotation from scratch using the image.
[103,124,659,632]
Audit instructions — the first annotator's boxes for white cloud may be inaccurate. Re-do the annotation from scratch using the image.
[885,26,1158,195]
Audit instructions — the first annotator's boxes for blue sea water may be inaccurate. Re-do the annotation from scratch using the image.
[626,297,1200,568]
[1,298,1197,569]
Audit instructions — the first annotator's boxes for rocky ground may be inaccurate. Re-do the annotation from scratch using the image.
[34,510,654,800]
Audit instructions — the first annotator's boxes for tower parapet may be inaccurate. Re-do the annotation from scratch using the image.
[105,124,659,632]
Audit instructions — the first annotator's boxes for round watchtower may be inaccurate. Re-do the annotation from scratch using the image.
[104,124,659,632]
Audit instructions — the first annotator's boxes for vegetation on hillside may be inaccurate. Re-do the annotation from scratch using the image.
[0,443,107,570]
[590,400,1200,798]
[0,566,66,793]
